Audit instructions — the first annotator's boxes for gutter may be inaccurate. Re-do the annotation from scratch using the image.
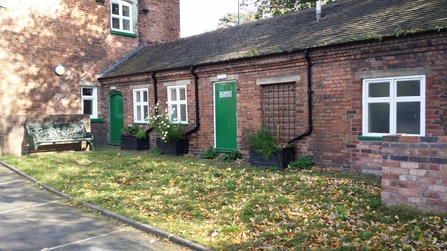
[185,66,200,136]
[288,49,313,144]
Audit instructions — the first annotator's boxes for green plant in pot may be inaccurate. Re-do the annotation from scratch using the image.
[248,125,295,169]
[120,125,149,150]
[248,125,279,159]
[147,103,188,156]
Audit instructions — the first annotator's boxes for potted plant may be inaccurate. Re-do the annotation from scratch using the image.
[120,125,149,150]
[248,125,295,169]
[148,104,188,156]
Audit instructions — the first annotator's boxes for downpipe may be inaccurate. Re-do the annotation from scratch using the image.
[185,66,200,136]
[288,49,313,143]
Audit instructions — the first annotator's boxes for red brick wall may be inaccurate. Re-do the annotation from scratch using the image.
[0,0,179,154]
[98,31,447,173]
[382,135,447,212]
[139,0,180,43]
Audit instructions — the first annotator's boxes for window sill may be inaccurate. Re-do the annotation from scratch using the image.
[91,118,103,123]
[133,122,149,126]
[358,136,383,141]
[111,30,137,37]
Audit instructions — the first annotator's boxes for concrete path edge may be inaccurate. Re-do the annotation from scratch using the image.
[0,160,213,251]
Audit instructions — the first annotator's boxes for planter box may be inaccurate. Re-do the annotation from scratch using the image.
[250,146,295,169]
[155,138,189,156]
[121,135,150,151]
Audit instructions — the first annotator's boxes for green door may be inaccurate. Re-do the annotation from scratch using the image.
[214,81,237,151]
[110,92,124,145]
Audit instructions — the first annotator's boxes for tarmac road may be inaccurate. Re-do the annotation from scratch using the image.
[0,164,197,251]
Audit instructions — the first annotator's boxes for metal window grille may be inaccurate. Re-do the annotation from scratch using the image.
[261,83,296,145]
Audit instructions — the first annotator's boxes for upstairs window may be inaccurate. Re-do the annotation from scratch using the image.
[362,75,425,136]
[167,86,188,124]
[111,0,133,33]
[133,88,149,123]
[81,87,98,119]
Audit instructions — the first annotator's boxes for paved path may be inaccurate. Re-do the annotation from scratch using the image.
[0,165,192,251]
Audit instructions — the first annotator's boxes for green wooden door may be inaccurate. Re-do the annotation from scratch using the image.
[214,81,237,151]
[110,92,124,145]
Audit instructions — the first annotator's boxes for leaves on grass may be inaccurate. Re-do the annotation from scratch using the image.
[2,152,447,251]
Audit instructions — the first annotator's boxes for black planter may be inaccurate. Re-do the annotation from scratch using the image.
[250,146,295,169]
[155,138,189,156]
[121,135,150,150]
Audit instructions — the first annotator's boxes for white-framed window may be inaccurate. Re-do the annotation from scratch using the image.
[167,86,188,124]
[133,88,149,123]
[362,75,425,137]
[81,87,98,119]
[111,0,133,33]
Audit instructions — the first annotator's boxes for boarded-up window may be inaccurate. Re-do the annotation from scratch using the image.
[261,83,296,145]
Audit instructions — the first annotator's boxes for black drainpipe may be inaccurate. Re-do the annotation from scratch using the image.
[151,71,158,106]
[288,49,313,144]
[185,66,200,136]
[147,72,158,134]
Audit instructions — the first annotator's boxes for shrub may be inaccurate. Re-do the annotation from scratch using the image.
[248,125,279,159]
[288,155,313,170]
[200,146,218,159]
[219,150,242,162]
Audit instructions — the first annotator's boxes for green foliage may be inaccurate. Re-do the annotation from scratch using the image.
[151,147,162,155]
[147,103,185,142]
[121,126,146,139]
[135,128,146,139]
[248,125,279,159]
[217,11,257,28]
[288,155,313,169]
[219,150,243,162]
[200,146,218,159]
[254,0,337,20]
[121,125,138,136]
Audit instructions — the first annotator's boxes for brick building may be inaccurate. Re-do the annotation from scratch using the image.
[0,0,180,155]
[97,0,447,210]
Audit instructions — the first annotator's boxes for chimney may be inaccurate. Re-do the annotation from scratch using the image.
[316,0,321,21]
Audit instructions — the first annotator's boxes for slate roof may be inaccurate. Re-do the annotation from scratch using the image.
[100,0,447,79]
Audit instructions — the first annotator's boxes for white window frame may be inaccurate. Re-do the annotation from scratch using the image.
[81,87,98,119]
[110,0,133,33]
[167,85,188,124]
[133,88,149,123]
[362,75,426,137]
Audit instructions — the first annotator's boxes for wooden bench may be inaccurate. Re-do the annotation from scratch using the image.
[25,122,94,155]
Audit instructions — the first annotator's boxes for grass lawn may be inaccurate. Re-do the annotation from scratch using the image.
[1,147,447,250]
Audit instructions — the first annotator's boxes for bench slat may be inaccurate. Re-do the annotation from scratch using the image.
[25,122,94,155]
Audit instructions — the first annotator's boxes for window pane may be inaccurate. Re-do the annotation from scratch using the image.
[170,105,178,122]
[122,5,130,17]
[82,88,93,96]
[397,80,420,97]
[144,106,148,120]
[112,18,120,29]
[122,19,130,31]
[83,100,93,115]
[136,92,141,102]
[137,106,142,121]
[143,91,148,102]
[112,3,119,15]
[180,104,186,122]
[368,103,389,133]
[179,88,186,100]
[170,88,177,101]
[397,102,420,134]
[369,82,390,97]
